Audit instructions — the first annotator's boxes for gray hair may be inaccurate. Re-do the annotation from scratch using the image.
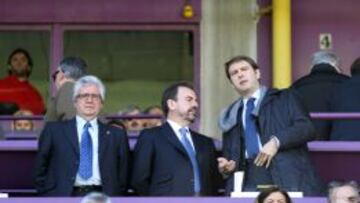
[73,75,106,101]
[59,56,87,80]
[311,51,340,71]
[80,192,111,203]
[328,180,359,203]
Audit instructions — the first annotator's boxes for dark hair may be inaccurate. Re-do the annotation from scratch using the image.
[144,105,162,114]
[7,48,33,77]
[59,56,87,80]
[256,187,292,203]
[161,81,194,116]
[350,57,360,76]
[224,55,259,80]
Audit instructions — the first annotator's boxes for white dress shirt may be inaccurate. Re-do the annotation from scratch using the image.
[74,116,102,186]
[167,119,195,150]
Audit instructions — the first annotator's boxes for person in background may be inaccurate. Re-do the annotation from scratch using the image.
[143,105,164,128]
[107,119,126,130]
[45,56,87,121]
[328,181,359,203]
[291,51,349,140]
[0,48,45,114]
[330,57,360,141]
[120,105,144,132]
[80,192,112,203]
[35,75,129,196]
[11,110,34,131]
[255,187,292,203]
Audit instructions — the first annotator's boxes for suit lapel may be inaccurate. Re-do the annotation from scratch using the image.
[161,122,188,157]
[65,118,79,155]
[98,121,109,160]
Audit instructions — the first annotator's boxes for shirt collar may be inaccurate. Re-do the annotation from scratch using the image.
[76,115,98,129]
[243,88,261,104]
[167,119,189,133]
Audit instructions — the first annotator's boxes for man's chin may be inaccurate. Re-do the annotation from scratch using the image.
[186,117,196,123]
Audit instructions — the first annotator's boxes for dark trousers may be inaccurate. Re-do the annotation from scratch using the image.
[243,160,274,191]
[71,185,103,196]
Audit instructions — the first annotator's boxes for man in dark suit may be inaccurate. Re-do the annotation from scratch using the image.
[217,55,323,196]
[131,82,220,196]
[35,75,129,196]
[330,57,360,140]
[291,51,349,140]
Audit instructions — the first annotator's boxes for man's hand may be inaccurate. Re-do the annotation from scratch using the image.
[217,157,236,174]
[254,137,279,168]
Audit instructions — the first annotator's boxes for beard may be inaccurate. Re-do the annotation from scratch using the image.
[11,67,29,78]
[183,107,197,123]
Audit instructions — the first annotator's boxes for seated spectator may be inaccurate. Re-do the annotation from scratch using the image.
[107,119,126,130]
[328,180,359,203]
[11,110,34,131]
[120,105,144,132]
[291,51,349,140]
[0,48,45,114]
[255,187,292,203]
[81,192,111,203]
[330,57,360,140]
[143,105,164,128]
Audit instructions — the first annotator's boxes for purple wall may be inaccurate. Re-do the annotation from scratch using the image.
[292,0,360,79]
[0,0,201,23]
[0,0,201,99]
[257,0,272,87]
[258,0,360,84]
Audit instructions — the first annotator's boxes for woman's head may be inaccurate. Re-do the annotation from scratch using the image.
[256,187,292,203]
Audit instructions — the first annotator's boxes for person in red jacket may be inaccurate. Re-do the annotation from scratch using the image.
[0,48,45,115]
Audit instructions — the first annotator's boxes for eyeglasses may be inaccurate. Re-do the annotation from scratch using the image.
[76,93,102,101]
[51,70,60,82]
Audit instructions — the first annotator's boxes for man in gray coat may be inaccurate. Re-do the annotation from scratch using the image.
[45,57,87,121]
[217,55,324,196]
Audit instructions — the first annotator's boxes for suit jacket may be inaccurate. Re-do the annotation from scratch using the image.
[131,122,220,196]
[330,74,360,140]
[45,82,76,122]
[291,64,349,140]
[34,118,129,196]
[219,88,324,196]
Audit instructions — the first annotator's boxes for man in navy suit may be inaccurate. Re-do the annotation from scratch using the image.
[217,56,323,196]
[35,75,129,196]
[131,82,220,196]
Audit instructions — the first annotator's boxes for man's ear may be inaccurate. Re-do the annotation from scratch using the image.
[255,69,261,80]
[167,99,176,111]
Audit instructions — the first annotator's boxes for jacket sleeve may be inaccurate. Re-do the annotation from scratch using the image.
[130,130,154,195]
[117,129,130,195]
[275,90,316,150]
[56,84,76,120]
[208,138,222,195]
[34,124,53,194]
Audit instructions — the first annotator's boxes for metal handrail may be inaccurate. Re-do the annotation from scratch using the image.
[0,114,163,121]
[1,112,360,121]
[310,112,360,120]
